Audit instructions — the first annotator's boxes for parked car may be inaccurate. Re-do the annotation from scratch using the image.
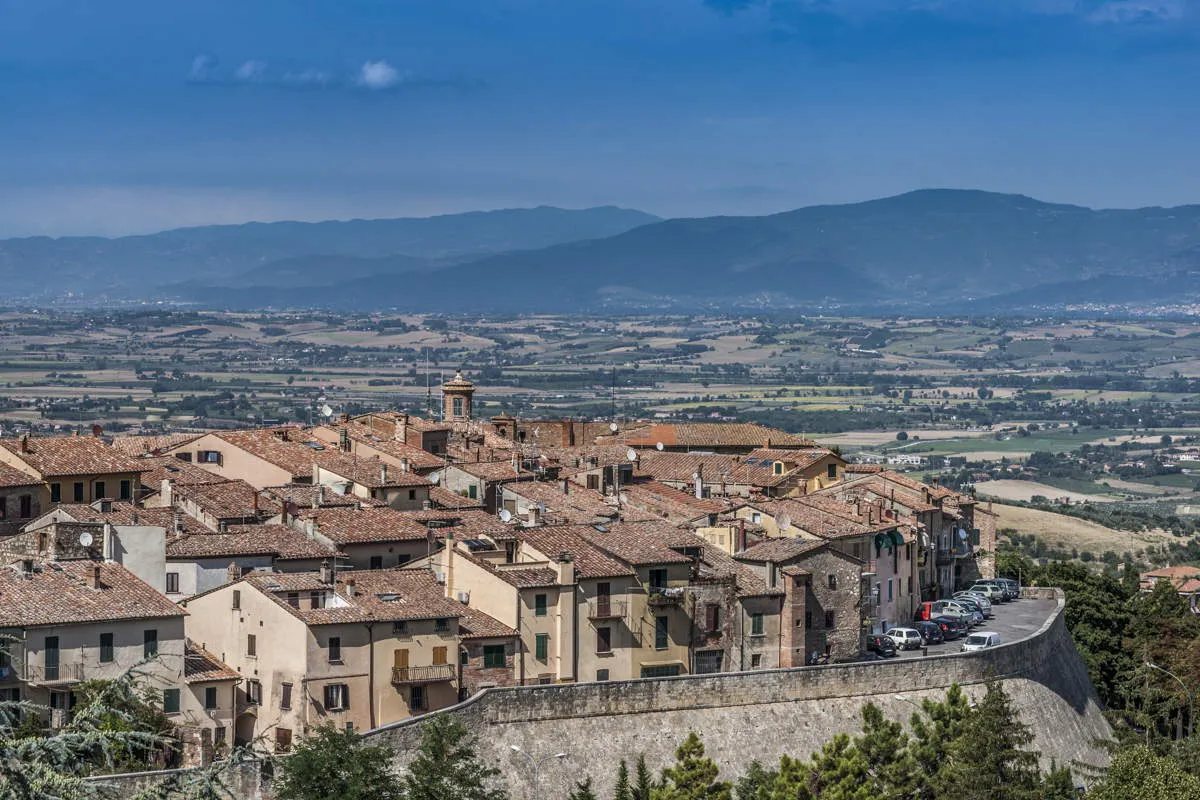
[971,579,1015,602]
[931,615,965,641]
[953,591,993,616]
[885,627,924,651]
[866,634,899,657]
[914,620,945,645]
[961,631,1002,652]
[930,600,973,622]
[949,597,986,625]
[968,583,1006,603]
[913,601,936,622]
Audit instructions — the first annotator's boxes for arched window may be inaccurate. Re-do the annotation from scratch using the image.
[452,397,464,416]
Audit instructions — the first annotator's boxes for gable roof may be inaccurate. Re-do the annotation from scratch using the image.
[184,640,241,683]
[295,505,429,545]
[167,524,338,561]
[244,568,465,626]
[516,525,637,580]
[0,559,185,628]
[614,423,817,450]
[0,436,146,478]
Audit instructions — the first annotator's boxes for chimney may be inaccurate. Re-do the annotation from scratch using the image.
[555,552,575,585]
[315,485,325,508]
[344,578,356,598]
[737,517,746,553]
[560,478,569,495]
[395,413,409,443]
[173,509,184,535]
[319,559,334,585]
[339,428,350,453]
[400,457,410,473]
[527,505,541,526]
[90,564,102,590]
[443,531,455,598]
[160,479,174,508]
[226,562,239,584]
[103,522,115,560]
[19,434,29,453]
[380,463,389,484]
[218,521,228,533]
[280,502,289,525]
[422,499,433,510]
[252,492,260,514]
[695,464,705,500]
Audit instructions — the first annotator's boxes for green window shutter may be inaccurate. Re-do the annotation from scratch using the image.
[535,634,549,660]
[163,688,180,714]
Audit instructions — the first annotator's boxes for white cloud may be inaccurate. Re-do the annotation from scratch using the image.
[188,54,216,81]
[357,60,403,90]
[234,60,268,82]
[1086,0,1185,23]
[283,68,331,87]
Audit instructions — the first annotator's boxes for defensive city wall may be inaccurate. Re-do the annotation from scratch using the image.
[91,588,1111,800]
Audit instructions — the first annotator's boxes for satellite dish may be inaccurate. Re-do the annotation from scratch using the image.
[958,529,968,541]
[78,531,94,547]
[320,405,334,418]
[609,422,619,433]
[776,514,792,531]
[537,502,547,514]
[428,471,441,485]
[693,472,701,480]
[499,509,513,523]
[626,449,638,462]
[655,442,665,451]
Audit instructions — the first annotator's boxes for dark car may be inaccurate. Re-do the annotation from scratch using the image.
[914,620,945,645]
[931,615,965,641]
[866,634,898,657]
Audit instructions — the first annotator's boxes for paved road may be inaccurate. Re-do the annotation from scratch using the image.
[888,597,1059,659]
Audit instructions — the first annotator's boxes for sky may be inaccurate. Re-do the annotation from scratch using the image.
[2,0,1200,237]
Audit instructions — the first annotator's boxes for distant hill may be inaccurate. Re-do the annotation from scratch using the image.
[0,206,660,296]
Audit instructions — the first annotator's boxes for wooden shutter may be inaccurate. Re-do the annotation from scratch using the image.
[432,646,447,665]
[705,604,719,633]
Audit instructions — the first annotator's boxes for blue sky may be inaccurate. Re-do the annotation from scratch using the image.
[1,0,1199,236]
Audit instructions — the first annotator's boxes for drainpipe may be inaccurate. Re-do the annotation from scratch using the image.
[366,621,376,730]
[516,599,525,685]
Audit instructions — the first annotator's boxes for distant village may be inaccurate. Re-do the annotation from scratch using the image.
[0,372,996,767]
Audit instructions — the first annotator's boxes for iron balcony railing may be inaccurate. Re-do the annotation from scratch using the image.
[391,664,457,685]
[587,599,627,619]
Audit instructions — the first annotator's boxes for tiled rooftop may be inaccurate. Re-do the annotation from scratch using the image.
[0,435,146,478]
[0,559,185,627]
[245,568,465,626]
[166,524,337,561]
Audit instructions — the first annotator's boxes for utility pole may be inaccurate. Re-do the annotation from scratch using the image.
[611,364,617,422]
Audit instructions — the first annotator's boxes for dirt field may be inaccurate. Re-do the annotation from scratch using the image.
[993,504,1171,555]
[975,479,1119,504]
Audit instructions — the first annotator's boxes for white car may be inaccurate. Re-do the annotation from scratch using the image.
[885,627,924,651]
[961,631,1001,652]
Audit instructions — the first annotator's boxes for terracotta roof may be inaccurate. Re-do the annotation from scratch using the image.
[450,461,537,483]
[167,524,337,561]
[316,452,432,489]
[427,486,486,510]
[398,509,512,540]
[1143,565,1200,579]
[503,481,617,525]
[574,520,695,567]
[111,433,204,457]
[0,436,146,478]
[619,480,728,524]
[184,640,240,683]
[320,423,445,470]
[46,502,211,536]
[845,464,885,474]
[0,462,40,488]
[634,452,744,485]
[214,428,325,478]
[442,372,475,390]
[244,568,465,626]
[137,456,228,489]
[175,480,281,522]
[614,423,817,450]
[262,483,377,509]
[0,559,186,627]
[736,537,828,563]
[295,505,430,544]
[516,525,638,579]
[457,605,519,640]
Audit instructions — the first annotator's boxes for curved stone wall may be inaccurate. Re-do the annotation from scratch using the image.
[368,588,1111,799]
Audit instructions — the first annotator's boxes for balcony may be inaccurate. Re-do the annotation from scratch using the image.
[588,599,627,620]
[647,587,685,607]
[19,663,85,686]
[935,551,953,567]
[391,664,457,685]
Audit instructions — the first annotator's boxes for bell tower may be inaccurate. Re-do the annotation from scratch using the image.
[441,371,476,422]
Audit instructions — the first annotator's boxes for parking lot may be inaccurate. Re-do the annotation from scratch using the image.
[889,596,1059,659]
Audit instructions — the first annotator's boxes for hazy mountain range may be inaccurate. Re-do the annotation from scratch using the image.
[8,190,1200,311]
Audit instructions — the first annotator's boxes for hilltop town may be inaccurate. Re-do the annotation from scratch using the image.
[0,371,995,767]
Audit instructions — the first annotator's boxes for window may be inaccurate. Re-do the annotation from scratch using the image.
[199,451,221,464]
[369,556,383,570]
[408,490,416,501]
[409,685,427,711]
[649,568,668,590]
[435,618,449,633]
[143,629,158,659]
[94,481,106,500]
[460,649,469,665]
[204,686,218,710]
[824,611,836,629]
[773,461,784,475]
[232,590,241,610]
[163,688,180,714]
[44,636,59,681]
[99,633,114,663]
[247,634,257,658]
[535,633,549,661]
[323,684,350,711]
[805,611,812,628]
[887,579,894,602]
[393,620,408,636]
[0,497,6,519]
[827,574,837,590]
[275,729,293,753]
[119,480,132,500]
[281,683,293,710]
[452,397,464,417]
[695,650,723,674]
[73,482,84,502]
[655,615,668,650]
[165,572,180,594]
[176,452,193,462]
[396,554,411,566]
[245,680,261,705]
[287,592,300,608]
[504,542,516,564]
[19,495,31,518]
[704,604,720,634]
[750,613,765,637]
[483,645,506,668]
[827,463,838,480]
[751,654,763,668]
[641,664,682,678]
[327,636,341,663]
[751,512,762,524]
[596,668,610,681]
[50,483,61,503]
[467,484,478,500]
[534,594,548,617]
[596,626,612,654]
[432,646,448,665]
[309,591,323,609]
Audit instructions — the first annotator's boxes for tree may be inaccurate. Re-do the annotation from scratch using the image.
[634,754,655,800]
[400,714,507,800]
[932,683,1041,800]
[909,683,972,800]
[855,703,917,799]
[653,733,731,800]
[896,431,909,441]
[615,760,633,800]
[569,777,599,800]
[1090,745,1200,800]
[273,724,403,800]
[732,760,775,800]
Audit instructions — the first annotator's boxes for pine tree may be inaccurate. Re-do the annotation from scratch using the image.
[804,733,870,800]
[569,777,599,800]
[932,683,1041,800]
[733,760,776,800]
[653,733,731,800]
[767,754,813,800]
[634,754,655,800]
[909,683,972,800]
[615,760,633,800]
[855,703,918,800]
[1039,762,1078,800]
[400,714,507,800]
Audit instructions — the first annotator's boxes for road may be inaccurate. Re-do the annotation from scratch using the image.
[890,596,1059,659]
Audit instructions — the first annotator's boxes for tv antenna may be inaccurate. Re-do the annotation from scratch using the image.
[498,509,513,523]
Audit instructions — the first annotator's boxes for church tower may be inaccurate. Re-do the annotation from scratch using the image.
[441,371,476,422]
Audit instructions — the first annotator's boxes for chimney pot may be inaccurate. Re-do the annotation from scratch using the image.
[380,463,389,483]
[90,564,102,590]
[320,559,333,584]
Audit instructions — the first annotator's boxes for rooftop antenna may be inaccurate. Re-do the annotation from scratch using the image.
[424,348,433,419]
[611,365,617,422]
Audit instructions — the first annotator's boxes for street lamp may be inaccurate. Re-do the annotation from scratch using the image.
[509,745,567,797]
[892,693,924,720]
[1146,661,1196,738]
